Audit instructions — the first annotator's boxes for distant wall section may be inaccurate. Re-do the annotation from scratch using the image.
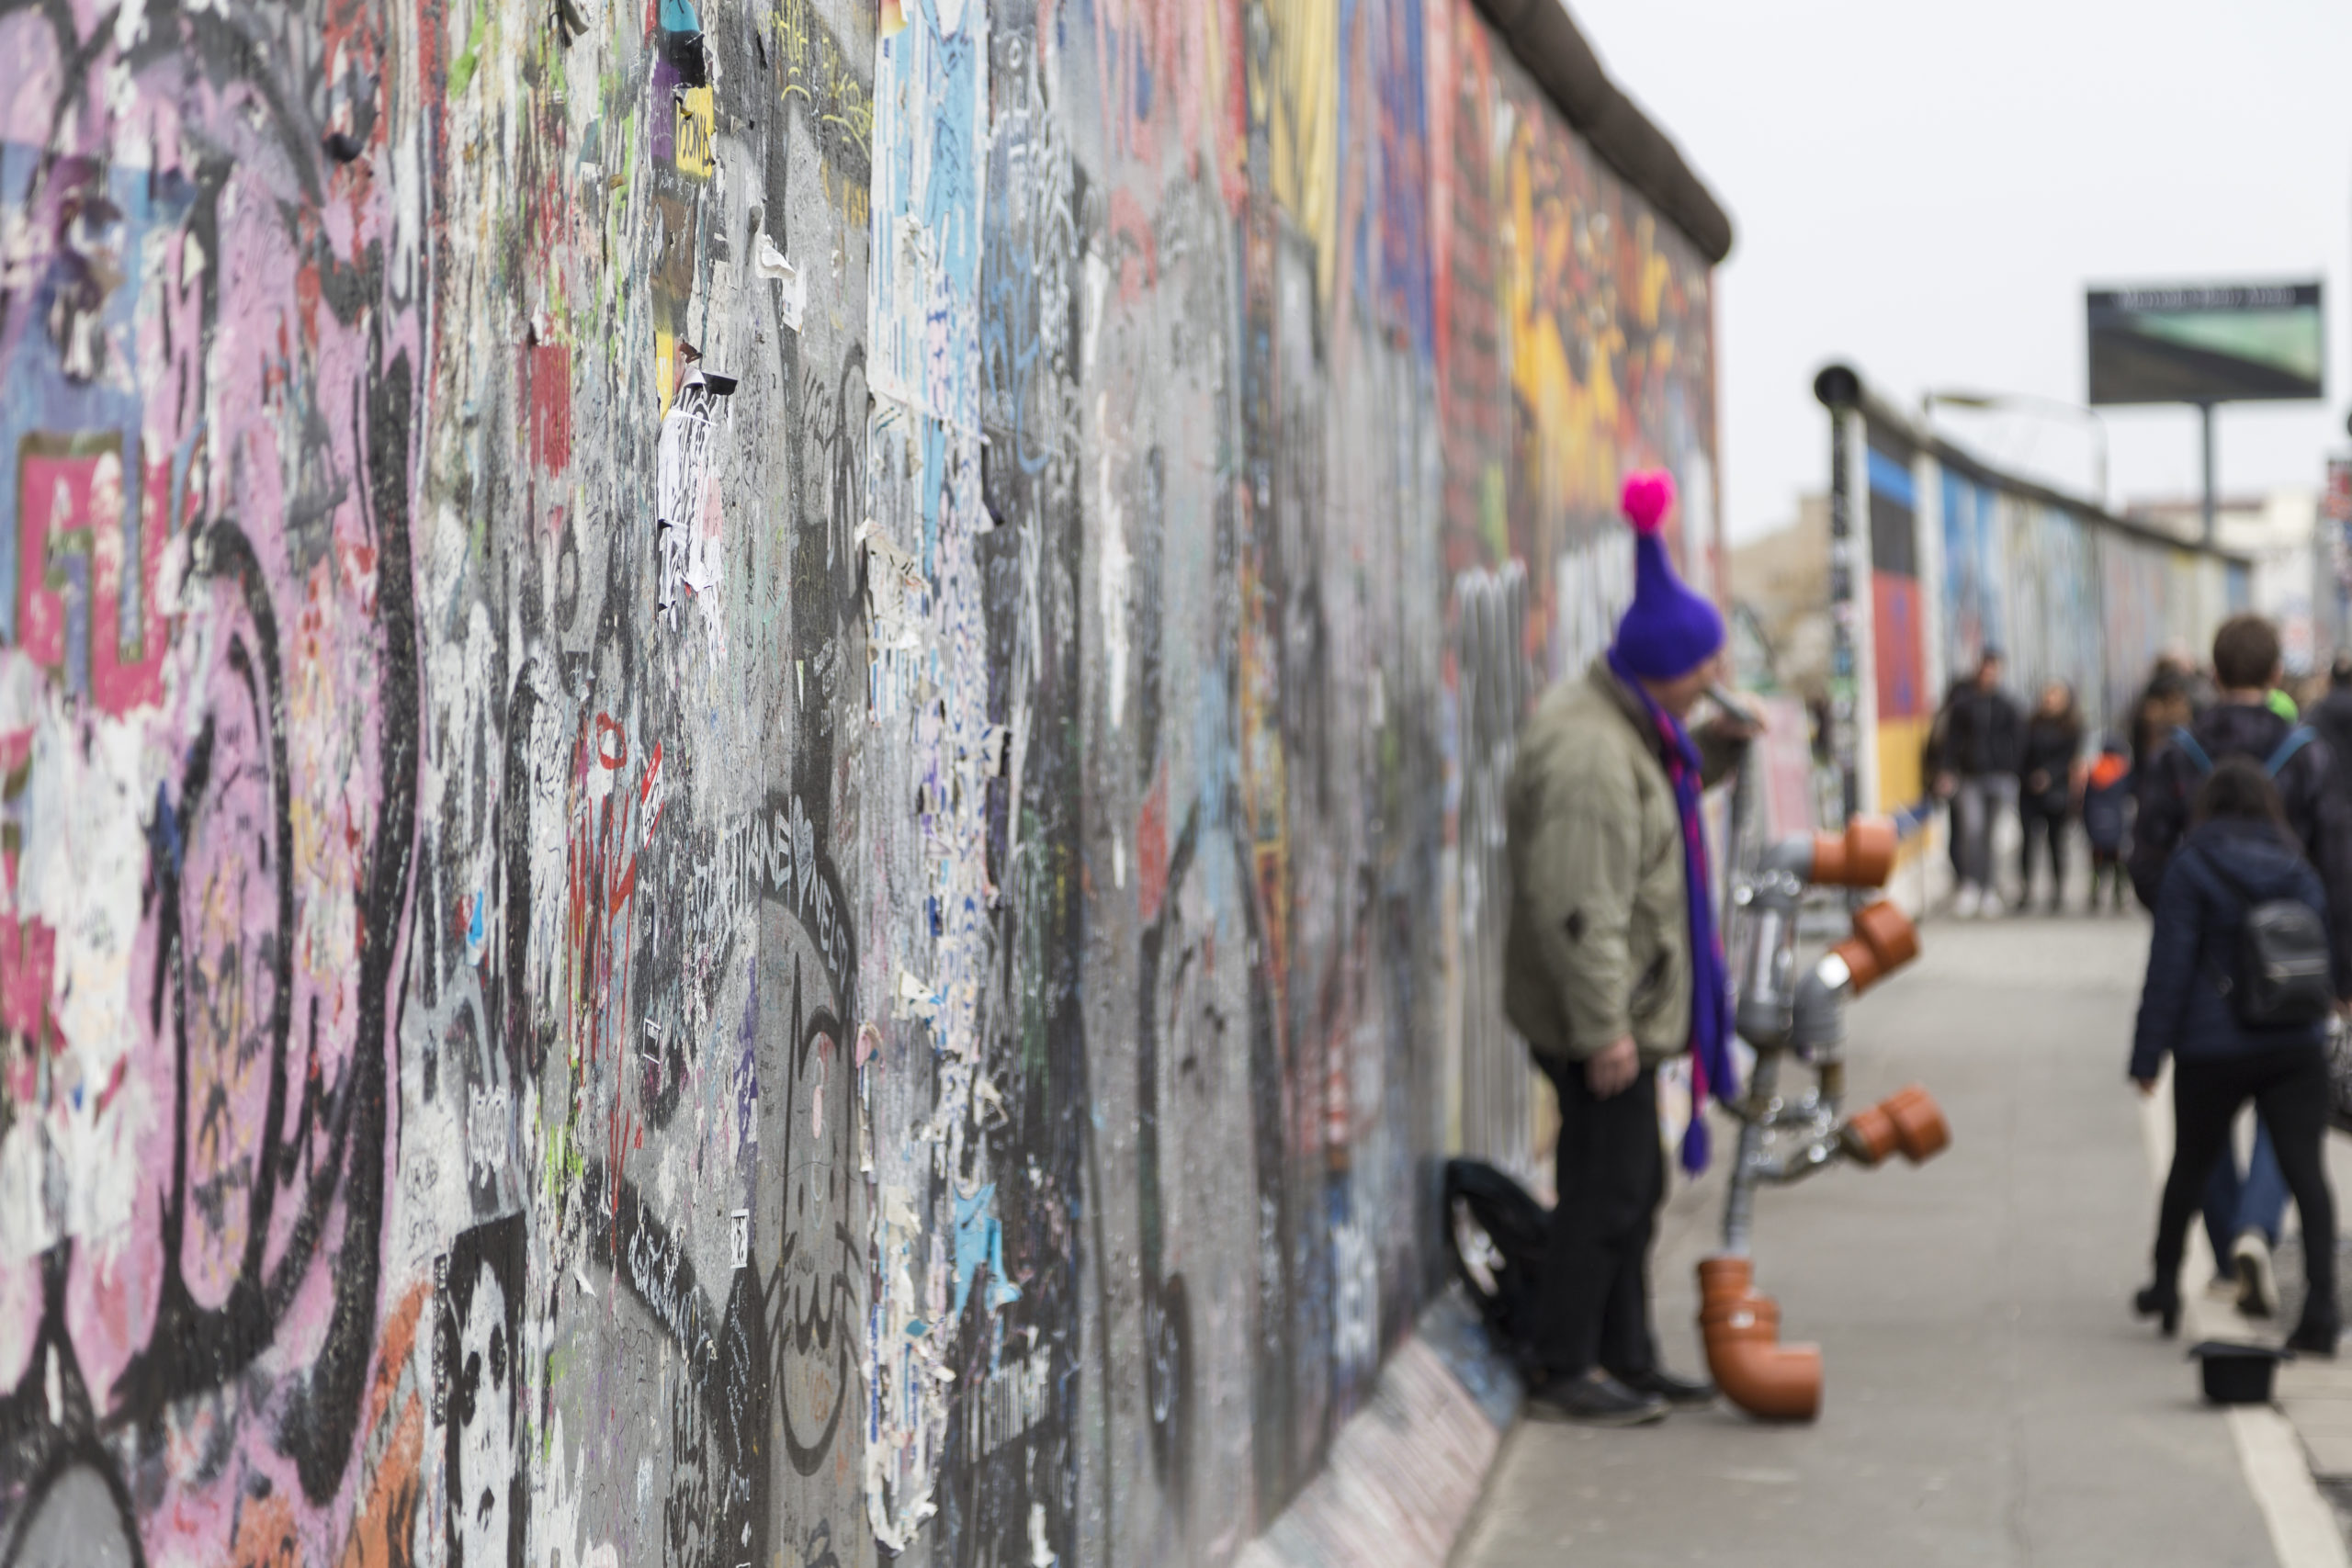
[1826,377,2244,832]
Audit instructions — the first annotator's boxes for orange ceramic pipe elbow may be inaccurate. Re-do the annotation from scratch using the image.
[1695,1261,1822,1421]
[1828,899,1919,994]
[1808,816,1897,888]
[1840,1084,1950,1167]
[1883,1085,1950,1162]
[1703,1329,1824,1422]
[1841,1100,1899,1167]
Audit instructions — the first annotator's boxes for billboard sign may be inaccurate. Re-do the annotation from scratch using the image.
[2086,282,2324,406]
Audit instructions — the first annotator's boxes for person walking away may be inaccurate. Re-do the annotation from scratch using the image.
[1935,651,2024,917]
[2018,681,2083,913]
[2131,757,2339,1355]
[2130,614,2352,1320]
[2308,653,2352,803]
[1504,470,1751,1426]
[2132,665,2195,775]
[2082,738,2132,913]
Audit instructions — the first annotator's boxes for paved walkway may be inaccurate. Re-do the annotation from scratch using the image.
[1455,910,2313,1567]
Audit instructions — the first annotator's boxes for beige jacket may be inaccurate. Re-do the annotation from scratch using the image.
[1502,660,1740,1066]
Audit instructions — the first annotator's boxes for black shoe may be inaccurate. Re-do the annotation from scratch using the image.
[2288,1319,2340,1358]
[2133,1283,2181,1337]
[1525,1370,1669,1427]
[1609,1366,1717,1409]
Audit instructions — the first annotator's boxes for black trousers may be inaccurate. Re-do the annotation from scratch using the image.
[1534,1055,1663,1380]
[2088,848,2128,908]
[2019,801,2068,897]
[2154,1047,2337,1329]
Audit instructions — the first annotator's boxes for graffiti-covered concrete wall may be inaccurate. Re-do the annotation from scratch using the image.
[1826,379,2244,829]
[1922,446,2242,751]
[0,0,1723,1562]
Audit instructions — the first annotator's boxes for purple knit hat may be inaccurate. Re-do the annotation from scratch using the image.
[1611,469,1724,681]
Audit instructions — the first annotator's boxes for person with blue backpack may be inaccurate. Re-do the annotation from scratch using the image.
[2131,756,2338,1353]
[2130,614,2352,1329]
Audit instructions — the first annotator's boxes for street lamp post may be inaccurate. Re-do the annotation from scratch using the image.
[1920,389,2111,512]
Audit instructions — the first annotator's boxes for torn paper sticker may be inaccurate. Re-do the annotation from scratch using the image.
[978,724,1010,778]
[894,969,940,1022]
[856,520,926,652]
[756,231,806,332]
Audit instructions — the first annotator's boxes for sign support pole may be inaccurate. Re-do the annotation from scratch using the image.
[1825,404,1860,825]
[2199,399,2219,550]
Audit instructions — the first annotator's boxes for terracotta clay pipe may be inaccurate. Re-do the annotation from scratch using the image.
[1705,1330,1824,1423]
[1807,816,1898,889]
[1840,1084,1951,1168]
[1883,1085,1951,1162]
[1827,900,1919,995]
[1696,1259,1823,1422]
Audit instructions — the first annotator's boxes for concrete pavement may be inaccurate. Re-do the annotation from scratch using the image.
[1454,909,2312,1567]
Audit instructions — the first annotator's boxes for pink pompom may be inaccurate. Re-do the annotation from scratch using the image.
[1620,469,1676,536]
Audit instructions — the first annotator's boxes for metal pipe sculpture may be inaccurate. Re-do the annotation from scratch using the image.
[1701,816,1948,1421]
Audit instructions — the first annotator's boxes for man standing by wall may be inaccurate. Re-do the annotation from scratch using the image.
[1504,472,1749,1426]
[1934,650,2025,917]
[2130,614,2352,1315]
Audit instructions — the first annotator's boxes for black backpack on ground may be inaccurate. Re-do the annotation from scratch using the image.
[2171,726,2334,1029]
[1442,1157,1551,1376]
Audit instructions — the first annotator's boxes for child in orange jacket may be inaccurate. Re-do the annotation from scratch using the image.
[2083,737,2132,913]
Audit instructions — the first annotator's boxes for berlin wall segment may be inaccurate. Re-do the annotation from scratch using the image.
[0,0,1721,1563]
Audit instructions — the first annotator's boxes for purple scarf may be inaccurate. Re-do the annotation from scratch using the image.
[1608,649,1737,1172]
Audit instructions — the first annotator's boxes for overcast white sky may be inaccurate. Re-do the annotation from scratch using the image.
[1564,0,2352,541]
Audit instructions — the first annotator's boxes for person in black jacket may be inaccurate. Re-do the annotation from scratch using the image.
[1935,650,2025,917]
[2131,616,2352,990]
[1928,674,1973,888]
[2131,758,2338,1354]
[2309,653,2352,810]
[2017,680,2082,913]
[2131,654,2200,773]
[2129,616,2352,1315]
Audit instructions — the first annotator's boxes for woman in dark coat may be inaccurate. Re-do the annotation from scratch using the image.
[2132,758,2339,1353]
[2018,680,2083,912]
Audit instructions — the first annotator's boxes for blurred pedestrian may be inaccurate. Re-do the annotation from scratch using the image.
[2129,614,2352,1319]
[2309,653,2352,808]
[2018,680,2082,913]
[1935,650,2023,917]
[1928,673,1972,888]
[2082,738,2133,913]
[1504,471,1751,1426]
[2131,615,2352,957]
[2132,665,2196,774]
[2131,758,2338,1356]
